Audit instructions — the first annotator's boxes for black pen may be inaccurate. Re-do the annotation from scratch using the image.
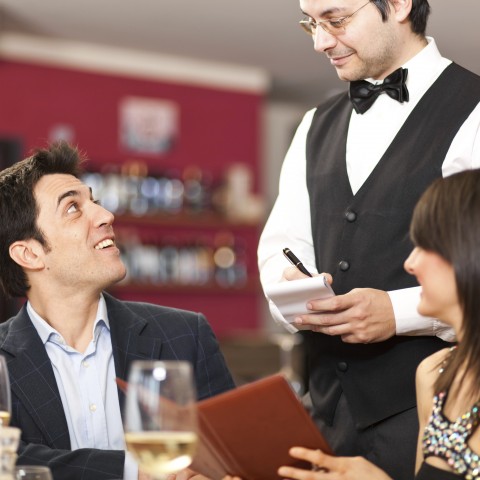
[282,248,313,277]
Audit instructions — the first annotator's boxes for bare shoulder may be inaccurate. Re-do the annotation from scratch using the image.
[416,348,452,414]
[416,347,451,381]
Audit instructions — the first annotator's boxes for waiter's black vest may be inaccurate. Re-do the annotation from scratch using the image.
[304,63,480,429]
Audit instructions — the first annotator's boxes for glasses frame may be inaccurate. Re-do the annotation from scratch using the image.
[299,1,372,36]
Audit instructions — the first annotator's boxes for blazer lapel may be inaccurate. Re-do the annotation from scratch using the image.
[1,305,71,449]
[104,293,162,412]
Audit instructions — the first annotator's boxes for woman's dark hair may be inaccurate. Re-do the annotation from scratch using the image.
[372,0,430,35]
[409,169,480,397]
[0,142,84,297]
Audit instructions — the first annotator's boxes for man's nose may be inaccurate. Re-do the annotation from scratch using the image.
[313,27,337,53]
[93,202,115,228]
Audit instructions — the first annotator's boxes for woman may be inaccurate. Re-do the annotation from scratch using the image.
[272,169,480,480]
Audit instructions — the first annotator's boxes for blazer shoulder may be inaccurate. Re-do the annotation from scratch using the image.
[122,299,203,322]
[104,293,206,336]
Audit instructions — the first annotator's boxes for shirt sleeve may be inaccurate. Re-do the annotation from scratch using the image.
[442,102,480,175]
[388,286,456,342]
[258,109,318,288]
[258,109,319,333]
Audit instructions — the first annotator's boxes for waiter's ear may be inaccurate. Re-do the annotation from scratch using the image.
[391,0,413,23]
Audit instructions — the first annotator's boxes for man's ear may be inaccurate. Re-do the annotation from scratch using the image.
[391,0,413,22]
[9,240,45,271]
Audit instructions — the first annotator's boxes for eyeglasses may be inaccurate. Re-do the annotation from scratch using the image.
[299,1,372,36]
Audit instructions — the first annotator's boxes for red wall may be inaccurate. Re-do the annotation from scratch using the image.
[0,59,265,336]
[0,60,263,186]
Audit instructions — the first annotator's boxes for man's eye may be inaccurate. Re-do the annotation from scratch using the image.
[329,17,347,28]
[67,203,78,214]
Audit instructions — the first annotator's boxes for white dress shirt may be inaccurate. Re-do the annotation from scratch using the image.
[27,295,138,480]
[258,38,480,341]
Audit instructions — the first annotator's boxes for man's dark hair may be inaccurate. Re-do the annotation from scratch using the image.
[0,142,84,297]
[372,0,430,35]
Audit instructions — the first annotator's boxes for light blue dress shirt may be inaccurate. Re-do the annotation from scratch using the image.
[27,294,138,479]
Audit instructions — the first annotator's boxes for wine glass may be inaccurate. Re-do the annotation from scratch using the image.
[0,356,12,426]
[123,360,198,479]
[14,466,53,480]
[0,426,21,475]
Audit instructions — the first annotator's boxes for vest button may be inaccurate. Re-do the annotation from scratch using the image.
[337,362,348,372]
[339,260,350,271]
[345,210,357,222]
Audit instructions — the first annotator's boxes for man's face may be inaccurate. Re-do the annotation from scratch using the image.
[33,173,126,294]
[299,0,401,81]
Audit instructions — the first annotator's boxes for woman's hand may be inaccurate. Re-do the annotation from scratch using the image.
[277,447,393,480]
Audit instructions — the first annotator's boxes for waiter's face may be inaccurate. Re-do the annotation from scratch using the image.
[299,0,402,82]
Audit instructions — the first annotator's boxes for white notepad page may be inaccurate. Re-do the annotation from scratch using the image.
[265,275,335,326]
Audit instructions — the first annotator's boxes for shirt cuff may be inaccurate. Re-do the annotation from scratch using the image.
[268,299,299,333]
[388,287,456,342]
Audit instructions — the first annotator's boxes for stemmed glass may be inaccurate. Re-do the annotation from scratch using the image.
[14,466,53,480]
[123,361,198,479]
[0,356,12,426]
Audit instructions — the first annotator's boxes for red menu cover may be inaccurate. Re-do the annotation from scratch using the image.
[191,374,332,480]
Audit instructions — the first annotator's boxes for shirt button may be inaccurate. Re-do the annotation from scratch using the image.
[89,404,97,412]
[82,361,89,368]
[339,260,350,271]
[337,362,348,372]
[345,210,357,222]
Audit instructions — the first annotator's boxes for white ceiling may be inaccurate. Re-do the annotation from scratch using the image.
[0,0,479,106]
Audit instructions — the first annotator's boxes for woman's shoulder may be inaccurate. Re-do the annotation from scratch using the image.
[417,347,454,380]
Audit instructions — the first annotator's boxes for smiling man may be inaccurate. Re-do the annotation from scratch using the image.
[258,0,480,478]
[0,142,235,480]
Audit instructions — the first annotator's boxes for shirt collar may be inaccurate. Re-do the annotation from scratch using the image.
[365,37,451,100]
[402,37,451,100]
[27,294,110,345]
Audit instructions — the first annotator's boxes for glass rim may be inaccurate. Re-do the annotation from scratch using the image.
[15,466,52,469]
[130,360,192,370]
[15,465,53,472]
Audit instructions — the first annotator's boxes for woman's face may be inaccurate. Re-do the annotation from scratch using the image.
[404,247,462,333]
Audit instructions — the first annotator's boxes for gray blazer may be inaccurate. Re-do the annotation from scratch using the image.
[0,292,235,480]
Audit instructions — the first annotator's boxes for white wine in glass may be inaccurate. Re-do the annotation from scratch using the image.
[15,466,53,480]
[0,356,12,426]
[123,361,198,478]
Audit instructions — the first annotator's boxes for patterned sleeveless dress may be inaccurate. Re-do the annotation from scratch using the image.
[417,348,480,479]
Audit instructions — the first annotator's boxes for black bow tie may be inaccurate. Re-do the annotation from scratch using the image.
[349,68,409,114]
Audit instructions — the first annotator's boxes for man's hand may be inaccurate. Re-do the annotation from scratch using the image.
[294,288,396,344]
[165,468,212,480]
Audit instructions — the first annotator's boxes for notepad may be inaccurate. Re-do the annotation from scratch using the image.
[265,275,335,325]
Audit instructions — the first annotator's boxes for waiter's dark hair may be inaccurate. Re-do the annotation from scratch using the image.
[0,142,84,297]
[371,0,430,35]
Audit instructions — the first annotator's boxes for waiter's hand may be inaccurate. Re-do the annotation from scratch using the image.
[294,288,396,343]
[282,267,333,284]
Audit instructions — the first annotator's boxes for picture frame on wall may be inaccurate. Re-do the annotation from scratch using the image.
[119,96,179,155]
